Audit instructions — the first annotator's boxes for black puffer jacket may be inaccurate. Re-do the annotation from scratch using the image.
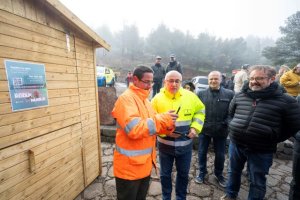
[228,81,300,153]
[198,87,234,137]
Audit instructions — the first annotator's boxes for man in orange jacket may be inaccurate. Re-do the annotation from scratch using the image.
[112,65,178,200]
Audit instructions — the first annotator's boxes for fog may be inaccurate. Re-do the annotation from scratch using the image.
[60,0,300,39]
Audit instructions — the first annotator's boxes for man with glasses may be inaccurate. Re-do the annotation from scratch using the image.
[151,71,205,200]
[112,66,178,200]
[221,65,300,200]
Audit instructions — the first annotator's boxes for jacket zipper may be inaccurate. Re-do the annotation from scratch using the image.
[244,99,257,134]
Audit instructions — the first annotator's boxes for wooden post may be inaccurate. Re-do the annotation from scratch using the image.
[93,43,103,176]
[81,147,87,186]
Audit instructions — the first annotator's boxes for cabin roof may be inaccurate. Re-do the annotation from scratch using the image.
[45,0,110,50]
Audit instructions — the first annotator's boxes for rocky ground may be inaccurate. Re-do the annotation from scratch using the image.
[82,83,294,200]
[75,142,293,200]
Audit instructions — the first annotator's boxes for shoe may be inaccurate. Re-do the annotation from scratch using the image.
[194,176,204,184]
[214,175,226,188]
[220,194,237,200]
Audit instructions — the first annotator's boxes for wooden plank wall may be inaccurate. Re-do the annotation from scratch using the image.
[0,0,101,199]
[75,36,101,186]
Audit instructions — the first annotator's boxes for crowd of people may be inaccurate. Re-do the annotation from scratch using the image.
[112,60,300,200]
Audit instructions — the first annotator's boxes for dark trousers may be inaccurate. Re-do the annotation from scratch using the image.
[198,134,226,178]
[289,136,300,200]
[152,80,163,97]
[115,176,150,200]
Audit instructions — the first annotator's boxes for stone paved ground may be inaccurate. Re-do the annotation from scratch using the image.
[75,142,293,200]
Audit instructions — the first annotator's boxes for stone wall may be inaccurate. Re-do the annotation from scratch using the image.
[276,140,294,160]
[98,87,117,125]
[100,125,116,143]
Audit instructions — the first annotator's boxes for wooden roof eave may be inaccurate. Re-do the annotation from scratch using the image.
[44,0,111,51]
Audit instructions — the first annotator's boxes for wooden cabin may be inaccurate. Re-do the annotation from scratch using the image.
[0,0,110,199]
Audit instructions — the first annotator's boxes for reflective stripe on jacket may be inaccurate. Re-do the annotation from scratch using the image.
[151,87,205,151]
[112,84,174,180]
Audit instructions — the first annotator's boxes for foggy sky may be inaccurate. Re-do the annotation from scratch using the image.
[60,0,300,39]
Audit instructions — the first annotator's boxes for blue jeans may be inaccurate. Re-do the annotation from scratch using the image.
[159,149,192,200]
[226,142,273,200]
[198,134,226,178]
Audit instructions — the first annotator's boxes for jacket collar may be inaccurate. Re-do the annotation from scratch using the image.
[161,87,183,99]
[209,87,221,92]
[241,81,282,99]
[129,84,150,100]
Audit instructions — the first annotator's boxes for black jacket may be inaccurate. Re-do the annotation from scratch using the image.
[151,63,165,82]
[166,61,182,74]
[198,87,234,137]
[228,82,300,153]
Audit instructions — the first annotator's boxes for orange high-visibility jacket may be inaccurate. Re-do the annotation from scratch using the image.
[112,84,175,180]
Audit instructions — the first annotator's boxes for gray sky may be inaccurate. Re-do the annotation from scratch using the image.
[60,0,300,39]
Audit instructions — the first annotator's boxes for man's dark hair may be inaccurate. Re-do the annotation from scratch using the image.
[248,65,277,78]
[133,65,153,80]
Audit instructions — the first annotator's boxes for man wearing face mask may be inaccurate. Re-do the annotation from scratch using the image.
[221,65,300,200]
[166,54,183,74]
[112,66,178,200]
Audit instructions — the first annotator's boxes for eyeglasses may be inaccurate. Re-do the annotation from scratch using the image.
[139,79,154,85]
[248,77,269,82]
[166,79,181,84]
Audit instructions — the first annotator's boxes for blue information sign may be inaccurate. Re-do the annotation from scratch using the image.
[5,60,49,111]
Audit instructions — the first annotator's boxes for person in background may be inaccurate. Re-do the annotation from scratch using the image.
[234,64,249,93]
[221,65,300,200]
[280,63,300,97]
[166,54,183,74]
[151,71,205,200]
[112,66,178,200]
[230,68,252,181]
[195,71,234,188]
[226,75,235,91]
[125,71,133,87]
[289,95,300,200]
[151,56,166,97]
[220,74,227,88]
[275,65,290,82]
[182,80,195,92]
